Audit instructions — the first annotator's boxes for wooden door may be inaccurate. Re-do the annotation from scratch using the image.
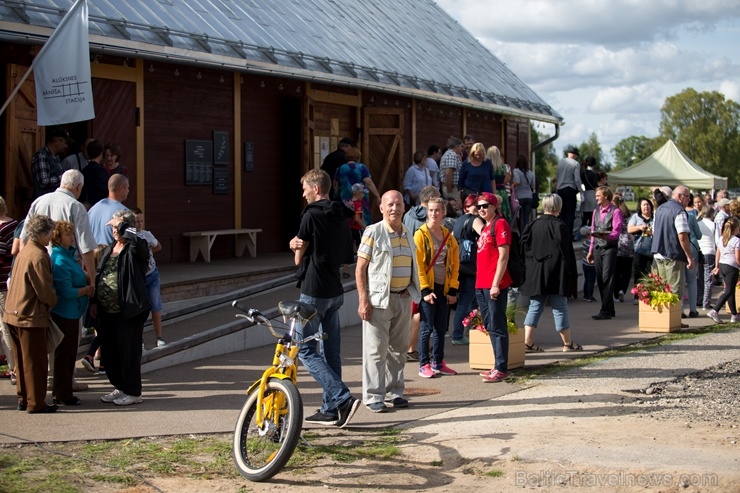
[92,78,137,208]
[4,64,41,218]
[362,107,404,211]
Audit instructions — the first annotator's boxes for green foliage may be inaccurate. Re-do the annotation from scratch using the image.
[659,88,740,188]
[611,136,661,170]
[531,128,558,193]
[577,132,611,170]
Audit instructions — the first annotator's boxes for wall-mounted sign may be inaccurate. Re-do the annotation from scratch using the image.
[213,131,229,166]
[213,167,229,194]
[244,142,255,172]
[185,140,213,185]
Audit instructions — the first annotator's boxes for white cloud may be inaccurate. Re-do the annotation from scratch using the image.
[719,80,740,103]
[437,0,740,46]
[588,85,663,114]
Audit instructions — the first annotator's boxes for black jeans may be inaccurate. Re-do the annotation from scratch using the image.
[714,264,739,315]
[99,310,147,397]
[557,187,578,237]
[594,246,617,316]
[615,255,634,297]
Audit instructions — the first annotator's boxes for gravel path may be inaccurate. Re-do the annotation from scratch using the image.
[627,358,740,426]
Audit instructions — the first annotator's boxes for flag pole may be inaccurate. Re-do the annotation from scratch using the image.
[0,0,87,120]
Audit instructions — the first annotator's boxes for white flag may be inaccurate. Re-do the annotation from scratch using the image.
[33,0,95,125]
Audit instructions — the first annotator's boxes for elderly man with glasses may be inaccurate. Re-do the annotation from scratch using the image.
[651,185,694,316]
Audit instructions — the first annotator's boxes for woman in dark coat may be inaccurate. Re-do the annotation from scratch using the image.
[520,194,582,352]
[91,210,150,406]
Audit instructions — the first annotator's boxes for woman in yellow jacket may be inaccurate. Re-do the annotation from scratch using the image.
[414,197,460,378]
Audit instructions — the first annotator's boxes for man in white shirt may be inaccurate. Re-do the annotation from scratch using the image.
[425,145,442,189]
[61,138,93,172]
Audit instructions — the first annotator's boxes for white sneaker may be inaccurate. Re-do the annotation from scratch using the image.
[618,290,624,303]
[113,393,143,406]
[707,309,723,324]
[156,338,166,347]
[101,389,125,403]
[731,314,740,323]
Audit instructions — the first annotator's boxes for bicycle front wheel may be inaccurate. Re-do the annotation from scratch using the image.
[233,378,304,482]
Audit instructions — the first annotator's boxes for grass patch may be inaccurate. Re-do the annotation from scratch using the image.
[430,460,443,467]
[509,324,735,384]
[485,469,503,477]
[289,429,403,467]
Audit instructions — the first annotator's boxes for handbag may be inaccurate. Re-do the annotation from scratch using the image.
[524,171,539,208]
[46,319,64,354]
[633,234,653,256]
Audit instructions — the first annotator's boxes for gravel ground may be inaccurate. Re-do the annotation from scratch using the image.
[626,358,740,426]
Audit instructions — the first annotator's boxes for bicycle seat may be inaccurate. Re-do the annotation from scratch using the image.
[278,300,317,321]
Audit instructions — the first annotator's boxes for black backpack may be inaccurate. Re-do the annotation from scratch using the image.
[492,217,526,288]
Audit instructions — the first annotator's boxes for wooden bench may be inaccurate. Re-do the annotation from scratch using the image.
[183,228,262,262]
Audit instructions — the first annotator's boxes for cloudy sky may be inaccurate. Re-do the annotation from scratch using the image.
[435,0,740,163]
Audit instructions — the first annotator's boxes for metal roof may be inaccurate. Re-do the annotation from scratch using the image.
[0,0,562,122]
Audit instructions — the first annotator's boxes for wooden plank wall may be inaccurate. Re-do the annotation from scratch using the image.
[143,62,235,263]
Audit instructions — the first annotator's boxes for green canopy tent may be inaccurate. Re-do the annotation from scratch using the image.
[608,140,727,190]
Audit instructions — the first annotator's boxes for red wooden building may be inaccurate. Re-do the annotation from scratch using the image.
[1,0,562,263]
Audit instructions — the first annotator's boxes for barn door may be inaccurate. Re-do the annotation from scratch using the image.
[303,95,315,173]
[4,64,41,218]
[362,107,404,213]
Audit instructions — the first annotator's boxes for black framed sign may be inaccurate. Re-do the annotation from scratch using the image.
[185,139,213,185]
[244,141,254,172]
[213,131,230,166]
[213,167,229,194]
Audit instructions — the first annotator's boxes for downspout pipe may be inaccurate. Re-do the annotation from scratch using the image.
[531,123,560,194]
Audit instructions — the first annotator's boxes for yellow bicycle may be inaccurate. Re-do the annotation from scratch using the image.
[231,300,322,482]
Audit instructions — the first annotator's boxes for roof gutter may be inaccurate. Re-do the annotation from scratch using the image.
[531,123,560,182]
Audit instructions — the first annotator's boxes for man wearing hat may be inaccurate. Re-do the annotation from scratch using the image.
[555,146,582,240]
[31,128,69,198]
[321,137,354,200]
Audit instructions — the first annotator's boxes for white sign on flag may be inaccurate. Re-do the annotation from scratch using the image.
[33,0,95,125]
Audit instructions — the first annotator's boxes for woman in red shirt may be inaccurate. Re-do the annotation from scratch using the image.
[473,192,512,383]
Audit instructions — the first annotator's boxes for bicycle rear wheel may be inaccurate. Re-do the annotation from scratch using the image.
[233,378,303,482]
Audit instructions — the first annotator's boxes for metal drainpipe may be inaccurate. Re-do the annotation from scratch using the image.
[531,123,560,191]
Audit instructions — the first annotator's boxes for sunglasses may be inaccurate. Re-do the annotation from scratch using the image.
[477,203,492,209]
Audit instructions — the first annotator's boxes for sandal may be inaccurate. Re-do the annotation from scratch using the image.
[525,343,544,353]
[563,342,583,352]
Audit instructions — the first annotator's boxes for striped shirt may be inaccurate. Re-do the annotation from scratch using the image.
[357,222,413,291]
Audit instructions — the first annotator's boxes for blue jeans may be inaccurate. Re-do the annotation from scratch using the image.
[524,295,570,331]
[297,293,351,416]
[475,288,509,373]
[582,262,596,299]
[452,274,476,340]
[419,283,449,366]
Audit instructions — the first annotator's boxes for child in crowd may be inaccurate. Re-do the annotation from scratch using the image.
[342,183,366,279]
[707,217,740,324]
[131,207,165,348]
[414,197,460,378]
[580,225,596,302]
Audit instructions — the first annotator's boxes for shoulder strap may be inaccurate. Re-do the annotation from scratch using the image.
[426,231,451,274]
[461,215,474,240]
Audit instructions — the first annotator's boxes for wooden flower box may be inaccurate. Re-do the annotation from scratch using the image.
[469,328,525,370]
[638,302,681,332]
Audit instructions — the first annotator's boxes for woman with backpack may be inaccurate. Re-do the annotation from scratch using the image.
[451,194,485,345]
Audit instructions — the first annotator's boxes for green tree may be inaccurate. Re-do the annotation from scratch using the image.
[660,88,740,187]
[611,135,661,170]
[531,128,558,194]
[577,132,611,170]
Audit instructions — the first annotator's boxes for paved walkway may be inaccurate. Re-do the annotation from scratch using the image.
[1,277,733,444]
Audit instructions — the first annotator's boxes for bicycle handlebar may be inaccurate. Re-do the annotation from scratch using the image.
[232,300,327,344]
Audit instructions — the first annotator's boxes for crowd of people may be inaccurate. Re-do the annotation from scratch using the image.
[0,128,161,413]
[4,130,737,422]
